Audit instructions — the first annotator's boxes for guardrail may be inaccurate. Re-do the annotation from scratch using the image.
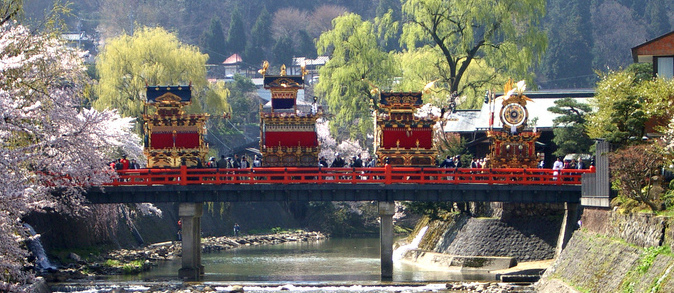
[108,166,593,186]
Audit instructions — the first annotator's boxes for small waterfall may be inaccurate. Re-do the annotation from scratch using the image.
[392,226,428,261]
[23,223,57,272]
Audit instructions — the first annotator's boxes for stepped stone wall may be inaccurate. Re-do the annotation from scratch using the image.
[537,209,674,293]
[409,203,566,263]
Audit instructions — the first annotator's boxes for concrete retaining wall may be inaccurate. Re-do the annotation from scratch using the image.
[537,209,674,293]
[581,207,665,248]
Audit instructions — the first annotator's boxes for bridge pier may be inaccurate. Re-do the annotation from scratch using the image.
[556,202,580,257]
[378,201,395,280]
[178,202,204,280]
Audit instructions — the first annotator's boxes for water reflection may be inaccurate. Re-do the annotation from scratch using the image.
[120,237,495,283]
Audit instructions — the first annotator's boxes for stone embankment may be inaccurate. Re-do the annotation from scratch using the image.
[536,208,674,293]
[45,231,326,282]
[408,204,563,265]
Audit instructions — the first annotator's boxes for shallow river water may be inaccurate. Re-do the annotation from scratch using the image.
[51,238,530,292]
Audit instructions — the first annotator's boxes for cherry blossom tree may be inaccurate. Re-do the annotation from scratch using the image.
[316,118,369,164]
[0,21,144,290]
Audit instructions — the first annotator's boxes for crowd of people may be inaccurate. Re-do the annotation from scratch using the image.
[110,153,594,172]
[319,153,376,168]
[109,155,140,170]
[201,154,262,169]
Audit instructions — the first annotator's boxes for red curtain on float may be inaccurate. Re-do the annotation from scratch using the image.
[382,128,433,148]
[175,132,199,148]
[150,133,173,149]
[150,132,200,149]
[264,131,318,147]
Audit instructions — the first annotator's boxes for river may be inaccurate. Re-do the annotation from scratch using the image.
[51,237,529,292]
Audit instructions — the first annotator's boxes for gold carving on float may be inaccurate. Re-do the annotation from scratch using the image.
[258,60,269,76]
[258,60,320,167]
[155,93,182,104]
[487,79,539,169]
[374,91,438,166]
[143,86,209,168]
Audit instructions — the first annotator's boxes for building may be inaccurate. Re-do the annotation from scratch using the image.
[631,30,674,79]
[222,53,245,77]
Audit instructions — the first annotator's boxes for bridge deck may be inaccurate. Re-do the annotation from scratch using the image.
[85,167,587,204]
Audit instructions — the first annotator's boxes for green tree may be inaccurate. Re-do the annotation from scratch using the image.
[375,0,402,52]
[227,74,258,125]
[94,26,228,133]
[586,63,670,146]
[401,0,547,99]
[315,13,398,142]
[246,6,272,68]
[272,35,294,68]
[394,47,505,110]
[547,98,593,156]
[297,30,317,59]
[200,17,228,64]
[645,0,671,38]
[226,8,246,55]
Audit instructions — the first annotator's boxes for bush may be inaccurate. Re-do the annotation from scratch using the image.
[610,143,665,211]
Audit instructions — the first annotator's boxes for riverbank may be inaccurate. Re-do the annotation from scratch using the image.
[536,208,674,292]
[44,231,327,282]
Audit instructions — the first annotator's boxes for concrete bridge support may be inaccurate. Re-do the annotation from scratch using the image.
[556,202,580,257]
[378,201,395,280]
[179,202,204,280]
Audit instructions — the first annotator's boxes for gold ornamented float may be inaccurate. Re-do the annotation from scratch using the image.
[143,85,209,168]
[374,92,439,166]
[258,62,321,166]
[486,80,540,168]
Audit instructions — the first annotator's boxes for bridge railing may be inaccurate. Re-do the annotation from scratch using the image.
[108,166,593,186]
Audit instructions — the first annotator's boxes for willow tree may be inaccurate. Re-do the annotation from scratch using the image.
[95,26,229,133]
[315,13,398,142]
[401,0,547,102]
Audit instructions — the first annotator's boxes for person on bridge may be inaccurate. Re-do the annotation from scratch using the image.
[240,156,250,169]
[120,155,129,170]
[232,154,241,169]
[331,153,345,167]
[129,159,140,169]
[352,154,363,168]
[553,157,564,180]
[217,155,228,169]
[439,155,454,168]
[207,157,217,168]
[253,155,261,167]
[318,156,328,167]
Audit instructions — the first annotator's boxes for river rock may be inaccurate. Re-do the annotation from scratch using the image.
[68,252,84,264]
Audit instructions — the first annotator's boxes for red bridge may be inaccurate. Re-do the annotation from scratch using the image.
[108,166,589,186]
[85,166,593,281]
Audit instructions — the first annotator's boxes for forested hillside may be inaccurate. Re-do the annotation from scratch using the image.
[23,0,673,90]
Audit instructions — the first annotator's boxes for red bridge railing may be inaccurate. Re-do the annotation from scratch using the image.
[107,166,592,187]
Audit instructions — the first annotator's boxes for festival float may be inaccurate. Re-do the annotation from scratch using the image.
[486,80,540,168]
[258,62,321,166]
[143,85,209,168]
[374,92,439,166]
